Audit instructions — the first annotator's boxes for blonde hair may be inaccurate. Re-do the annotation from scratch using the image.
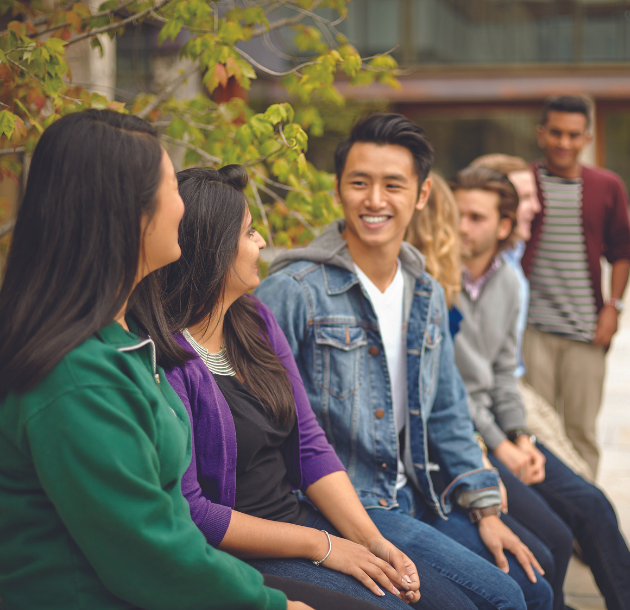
[470,153,529,175]
[405,171,461,309]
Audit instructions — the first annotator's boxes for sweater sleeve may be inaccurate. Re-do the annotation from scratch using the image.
[26,383,286,610]
[604,174,630,264]
[488,293,527,438]
[256,298,345,489]
[165,366,233,548]
[466,391,507,452]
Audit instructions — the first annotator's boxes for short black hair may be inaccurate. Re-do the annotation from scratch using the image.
[541,96,591,128]
[334,113,434,192]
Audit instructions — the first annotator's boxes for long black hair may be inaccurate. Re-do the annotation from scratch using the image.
[161,165,295,424]
[0,109,187,398]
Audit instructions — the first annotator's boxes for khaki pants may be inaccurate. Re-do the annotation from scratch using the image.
[518,379,592,481]
[522,326,606,478]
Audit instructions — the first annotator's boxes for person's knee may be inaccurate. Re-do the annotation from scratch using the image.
[503,576,529,610]
[532,541,556,587]
[551,516,574,565]
[580,484,617,523]
[532,576,554,610]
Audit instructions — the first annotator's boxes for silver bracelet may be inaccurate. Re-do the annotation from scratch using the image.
[312,530,332,566]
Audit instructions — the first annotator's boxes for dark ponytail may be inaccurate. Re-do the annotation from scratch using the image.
[161,165,295,424]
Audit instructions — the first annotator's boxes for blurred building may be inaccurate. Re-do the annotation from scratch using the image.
[337,0,630,184]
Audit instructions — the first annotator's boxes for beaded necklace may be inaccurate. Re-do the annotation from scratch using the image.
[182,328,236,377]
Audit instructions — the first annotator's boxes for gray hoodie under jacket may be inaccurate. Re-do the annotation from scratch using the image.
[269,218,425,285]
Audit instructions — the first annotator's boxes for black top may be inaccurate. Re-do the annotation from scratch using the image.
[213,374,310,525]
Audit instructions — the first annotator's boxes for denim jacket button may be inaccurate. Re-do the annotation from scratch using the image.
[381,462,387,469]
[379,498,388,507]
[368,346,379,356]
[375,409,385,419]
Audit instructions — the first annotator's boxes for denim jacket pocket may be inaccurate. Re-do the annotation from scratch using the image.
[314,324,367,400]
[420,322,443,405]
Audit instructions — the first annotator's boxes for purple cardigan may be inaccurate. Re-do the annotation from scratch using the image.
[165,298,345,547]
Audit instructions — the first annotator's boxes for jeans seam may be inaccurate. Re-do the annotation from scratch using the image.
[413,559,511,610]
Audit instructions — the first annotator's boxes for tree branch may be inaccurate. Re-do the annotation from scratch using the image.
[254,180,320,238]
[249,180,275,253]
[250,11,309,38]
[0,219,15,239]
[233,46,318,77]
[64,0,172,47]
[31,0,140,40]
[250,167,301,192]
[0,1,75,34]
[136,61,200,120]
[160,134,222,165]
[5,56,81,104]
[0,147,25,157]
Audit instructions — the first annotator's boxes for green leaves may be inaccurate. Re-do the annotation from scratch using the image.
[97,0,118,11]
[0,0,400,252]
[0,110,17,140]
[158,18,182,44]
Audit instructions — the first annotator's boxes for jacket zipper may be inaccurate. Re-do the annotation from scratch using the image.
[117,338,177,416]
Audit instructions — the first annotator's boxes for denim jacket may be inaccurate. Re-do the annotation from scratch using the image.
[255,220,501,517]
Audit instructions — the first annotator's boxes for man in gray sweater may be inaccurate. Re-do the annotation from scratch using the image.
[451,165,630,610]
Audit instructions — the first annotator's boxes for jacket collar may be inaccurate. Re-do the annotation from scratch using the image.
[271,218,427,295]
[96,318,146,350]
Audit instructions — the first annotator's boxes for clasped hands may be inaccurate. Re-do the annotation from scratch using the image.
[494,436,546,485]
[310,532,420,604]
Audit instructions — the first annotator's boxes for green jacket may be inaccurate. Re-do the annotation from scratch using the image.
[0,321,286,610]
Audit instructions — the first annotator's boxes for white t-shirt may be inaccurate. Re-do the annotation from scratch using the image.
[354,260,408,489]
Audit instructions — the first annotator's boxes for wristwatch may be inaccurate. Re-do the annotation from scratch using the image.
[507,428,536,445]
[607,298,624,314]
[507,429,536,445]
[469,505,502,524]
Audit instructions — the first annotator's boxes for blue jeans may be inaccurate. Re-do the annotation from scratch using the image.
[247,509,479,610]
[368,484,553,610]
[491,443,630,610]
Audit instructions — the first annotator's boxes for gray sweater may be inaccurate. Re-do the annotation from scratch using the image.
[454,259,527,450]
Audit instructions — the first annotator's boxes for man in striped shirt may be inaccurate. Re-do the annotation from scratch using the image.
[521,96,630,477]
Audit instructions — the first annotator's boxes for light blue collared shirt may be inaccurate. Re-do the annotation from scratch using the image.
[502,241,528,378]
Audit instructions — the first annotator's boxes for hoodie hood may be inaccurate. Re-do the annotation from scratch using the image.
[268,218,426,278]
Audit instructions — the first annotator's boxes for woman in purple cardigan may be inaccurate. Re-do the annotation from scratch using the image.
[159,166,480,610]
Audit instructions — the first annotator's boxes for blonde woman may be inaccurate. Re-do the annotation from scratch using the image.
[405,171,462,336]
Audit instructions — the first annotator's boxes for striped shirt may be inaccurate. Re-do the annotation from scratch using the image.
[527,167,597,342]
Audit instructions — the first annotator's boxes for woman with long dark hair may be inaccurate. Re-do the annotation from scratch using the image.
[160,165,492,610]
[0,109,349,610]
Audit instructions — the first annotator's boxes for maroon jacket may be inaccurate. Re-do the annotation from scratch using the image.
[522,162,630,313]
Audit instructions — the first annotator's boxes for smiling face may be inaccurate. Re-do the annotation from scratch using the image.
[139,150,185,279]
[336,142,431,257]
[537,111,592,176]
[508,170,541,242]
[455,188,512,263]
[224,205,266,303]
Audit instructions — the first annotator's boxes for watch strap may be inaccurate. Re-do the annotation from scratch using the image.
[607,298,624,314]
[507,428,531,443]
[469,505,502,524]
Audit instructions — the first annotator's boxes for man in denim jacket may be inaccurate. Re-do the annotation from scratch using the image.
[256,114,552,610]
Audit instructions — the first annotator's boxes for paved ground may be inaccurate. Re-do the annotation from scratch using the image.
[564,289,630,610]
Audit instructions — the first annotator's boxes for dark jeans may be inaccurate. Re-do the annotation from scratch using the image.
[490,443,630,610]
[372,483,553,610]
[248,509,480,610]
[263,574,386,610]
